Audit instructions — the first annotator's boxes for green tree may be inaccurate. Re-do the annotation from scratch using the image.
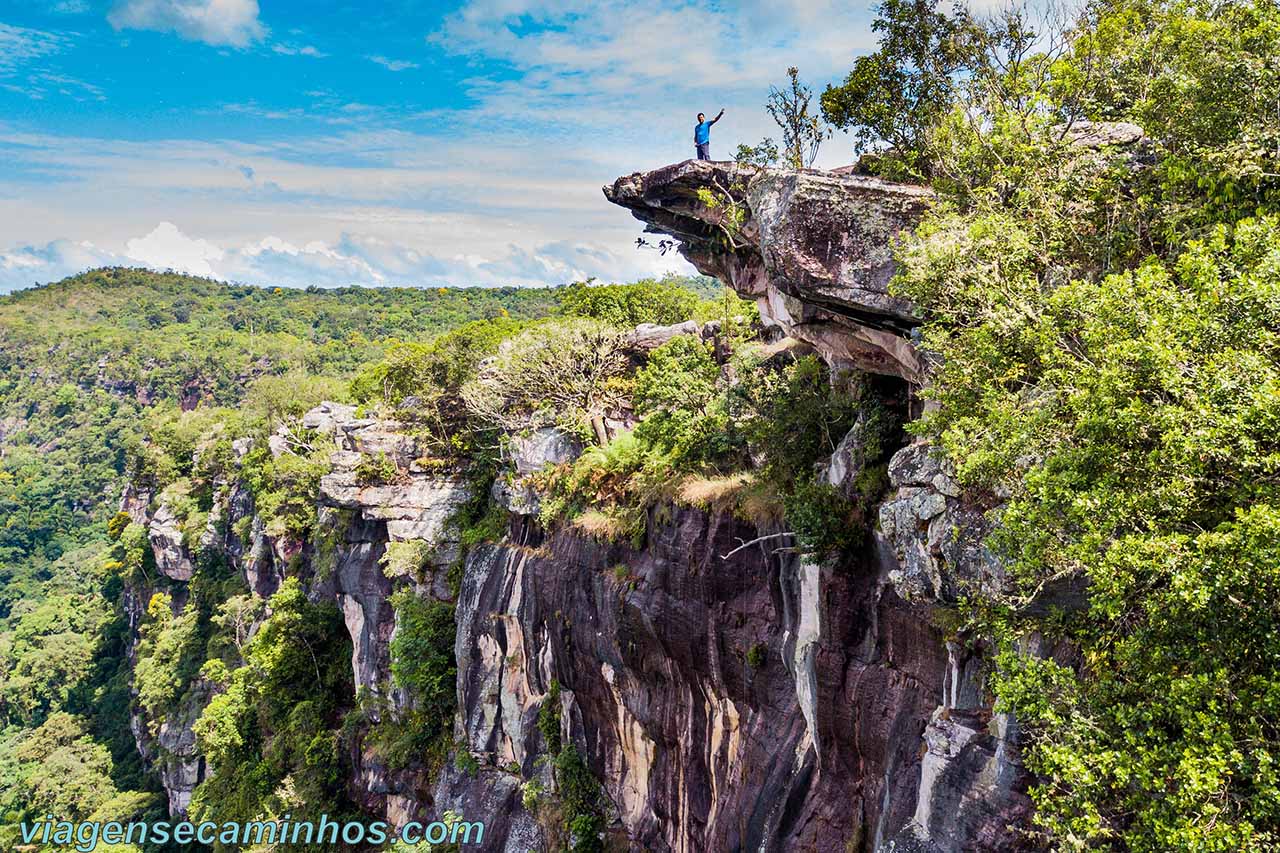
[191,578,354,835]
[558,276,701,327]
[734,139,780,167]
[462,319,630,445]
[820,0,985,178]
[766,67,829,169]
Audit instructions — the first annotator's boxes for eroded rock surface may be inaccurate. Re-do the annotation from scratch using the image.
[605,161,933,379]
[148,501,194,581]
[877,441,1002,603]
[437,508,950,852]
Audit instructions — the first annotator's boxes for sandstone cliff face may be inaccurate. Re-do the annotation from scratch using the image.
[439,494,949,851]
[119,160,1036,851]
[430,432,1031,852]
[600,161,1035,851]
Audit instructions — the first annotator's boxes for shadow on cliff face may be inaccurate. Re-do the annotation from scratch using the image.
[431,359,1027,852]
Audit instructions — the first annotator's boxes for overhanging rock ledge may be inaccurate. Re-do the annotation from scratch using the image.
[604,159,934,381]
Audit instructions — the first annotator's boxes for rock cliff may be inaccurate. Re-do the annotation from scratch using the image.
[603,160,1034,851]
[604,160,933,381]
[118,160,1035,852]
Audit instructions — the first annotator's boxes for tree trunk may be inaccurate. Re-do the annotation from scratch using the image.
[591,414,609,446]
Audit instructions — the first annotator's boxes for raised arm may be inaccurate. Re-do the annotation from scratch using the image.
[711,108,725,125]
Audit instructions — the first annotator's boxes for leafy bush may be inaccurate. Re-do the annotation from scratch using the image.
[632,336,739,469]
[388,590,456,726]
[462,319,630,445]
[191,578,354,832]
[349,317,528,453]
[354,451,400,486]
[380,540,432,580]
[132,594,204,734]
[240,442,331,539]
[904,216,1280,848]
[537,680,563,755]
[555,745,605,853]
[782,481,859,558]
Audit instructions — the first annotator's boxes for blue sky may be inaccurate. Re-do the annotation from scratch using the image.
[0,0,884,292]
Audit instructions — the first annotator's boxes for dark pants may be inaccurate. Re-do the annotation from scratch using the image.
[696,142,710,160]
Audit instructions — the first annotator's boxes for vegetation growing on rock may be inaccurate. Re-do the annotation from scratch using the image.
[863,0,1280,846]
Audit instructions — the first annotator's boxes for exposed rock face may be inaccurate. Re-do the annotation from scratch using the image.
[128,671,210,816]
[437,502,950,851]
[152,687,211,815]
[122,394,1033,847]
[602,161,1038,850]
[122,403,469,821]
[307,406,471,700]
[604,160,933,380]
[625,319,701,351]
[148,501,195,581]
[491,427,582,515]
[877,441,1002,603]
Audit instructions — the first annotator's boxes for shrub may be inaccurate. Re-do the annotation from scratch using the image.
[388,590,456,725]
[191,579,353,828]
[462,319,630,445]
[381,540,432,580]
[354,451,399,486]
[537,681,563,756]
[132,596,204,734]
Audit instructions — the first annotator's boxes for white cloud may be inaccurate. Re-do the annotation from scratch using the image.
[0,214,680,294]
[425,0,877,169]
[432,0,875,96]
[108,0,266,47]
[0,23,68,74]
[125,222,225,276]
[0,239,123,293]
[0,26,104,101]
[368,55,419,71]
[273,43,326,57]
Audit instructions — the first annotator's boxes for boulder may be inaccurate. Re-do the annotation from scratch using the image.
[492,427,582,515]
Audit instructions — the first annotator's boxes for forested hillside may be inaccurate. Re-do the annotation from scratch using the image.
[0,268,716,849]
[0,268,567,610]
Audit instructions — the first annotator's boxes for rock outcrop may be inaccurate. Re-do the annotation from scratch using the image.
[122,403,469,822]
[147,501,195,581]
[877,441,1002,603]
[122,394,1033,848]
[604,161,1037,850]
[114,161,1047,850]
[605,160,933,380]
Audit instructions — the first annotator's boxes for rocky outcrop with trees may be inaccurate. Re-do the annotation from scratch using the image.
[5,1,1280,852]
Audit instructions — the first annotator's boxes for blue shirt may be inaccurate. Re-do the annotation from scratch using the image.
[694,120,713,145]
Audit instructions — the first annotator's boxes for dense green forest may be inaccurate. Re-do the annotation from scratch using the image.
[841,0,1280,847]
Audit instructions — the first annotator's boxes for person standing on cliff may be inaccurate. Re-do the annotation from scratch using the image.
[694,109,725,160]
